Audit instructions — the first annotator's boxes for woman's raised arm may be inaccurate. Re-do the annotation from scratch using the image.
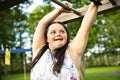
[71,2,99,56]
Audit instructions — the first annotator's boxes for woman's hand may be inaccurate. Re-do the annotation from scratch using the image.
[56,1,73,13]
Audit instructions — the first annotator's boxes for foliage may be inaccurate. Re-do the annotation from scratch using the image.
[27,5,54,35]
[102,10,120,54]
[85,9,120,66]
[0,0,31,74]
[98,9,120,54]
[0,6,27,49]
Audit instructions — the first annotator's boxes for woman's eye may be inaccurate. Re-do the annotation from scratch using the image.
[51,31,55,34]
[60,30,65,34]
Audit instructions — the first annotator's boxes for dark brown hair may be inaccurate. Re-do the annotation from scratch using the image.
[30,22,70,76]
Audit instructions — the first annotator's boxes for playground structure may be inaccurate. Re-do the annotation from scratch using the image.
[0,48,32,54]
[54,0,120,22]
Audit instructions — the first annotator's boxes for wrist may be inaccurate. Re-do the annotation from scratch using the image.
[58,8,63,13]
[90,0,102,6]
[56,8,63,14]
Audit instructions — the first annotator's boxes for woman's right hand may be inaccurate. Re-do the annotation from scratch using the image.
[56,1,73,13]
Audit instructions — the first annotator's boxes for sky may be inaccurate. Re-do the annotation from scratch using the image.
[23,0,43,13]
[23,0,57,13]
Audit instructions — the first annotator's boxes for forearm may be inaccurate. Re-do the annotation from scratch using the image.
[38,8,62,27]
[81,2,98,31]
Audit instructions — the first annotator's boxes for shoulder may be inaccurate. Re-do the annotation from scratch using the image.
[32,45,48,60]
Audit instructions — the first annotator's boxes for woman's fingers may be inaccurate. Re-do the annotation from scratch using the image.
[54,1,73,13]
[61,1,73,13]
[63,1,73,9]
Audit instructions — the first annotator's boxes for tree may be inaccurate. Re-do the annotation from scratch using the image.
[85,9,120,66]
[0,0,31,74]
[99,9,120,65]
[27,5,54,36]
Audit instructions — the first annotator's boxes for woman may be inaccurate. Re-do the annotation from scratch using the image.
[30,0,100,80]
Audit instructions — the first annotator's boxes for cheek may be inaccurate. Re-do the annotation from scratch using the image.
[63,35,68,43]
[46,35,53,43]
[65,36,68,42]
[64,34,68,39]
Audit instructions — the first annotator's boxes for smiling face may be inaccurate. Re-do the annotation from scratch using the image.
[46,23,68,51]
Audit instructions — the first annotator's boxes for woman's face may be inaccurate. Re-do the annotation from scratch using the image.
[47,23,67,51]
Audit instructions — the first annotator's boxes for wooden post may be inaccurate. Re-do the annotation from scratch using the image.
[55,0,120,23]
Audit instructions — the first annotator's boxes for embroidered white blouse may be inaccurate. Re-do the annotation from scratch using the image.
[30,49,80,80]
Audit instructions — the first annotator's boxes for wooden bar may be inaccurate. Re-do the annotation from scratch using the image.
[55,0,120,23]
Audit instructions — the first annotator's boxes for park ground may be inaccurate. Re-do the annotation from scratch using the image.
[2,66,120,80]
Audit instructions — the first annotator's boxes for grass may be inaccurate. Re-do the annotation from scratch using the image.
[2,73,30,80]
[2,66,120,80]
[85,66,120,80]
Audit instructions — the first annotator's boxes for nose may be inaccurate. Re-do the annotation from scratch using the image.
[56,32,61,36]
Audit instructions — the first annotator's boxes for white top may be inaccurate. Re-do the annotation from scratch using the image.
[30,49,80,80]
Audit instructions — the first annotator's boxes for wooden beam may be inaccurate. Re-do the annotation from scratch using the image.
[0,0,27,11]
[55,0,120,23]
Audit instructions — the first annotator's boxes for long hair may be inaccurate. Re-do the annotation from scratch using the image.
[30,22,70,75]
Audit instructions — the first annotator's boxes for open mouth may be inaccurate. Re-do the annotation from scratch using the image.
[54,38,63,41]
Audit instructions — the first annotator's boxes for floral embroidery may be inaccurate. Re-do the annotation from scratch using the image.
[71,76,77,80]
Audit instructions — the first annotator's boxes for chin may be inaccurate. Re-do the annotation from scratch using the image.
[55,44,65,49]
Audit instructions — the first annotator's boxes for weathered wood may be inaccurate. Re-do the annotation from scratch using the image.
[0,0,27,11]
[55,0,120,23]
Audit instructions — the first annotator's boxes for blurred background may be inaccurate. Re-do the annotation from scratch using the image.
[0,0,120,80]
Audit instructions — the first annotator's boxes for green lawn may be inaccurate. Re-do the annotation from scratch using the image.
[86,66,120,80]
[2,66,120,80]
[2,73,30,80]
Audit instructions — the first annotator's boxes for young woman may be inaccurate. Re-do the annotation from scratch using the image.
[30,1,100,80]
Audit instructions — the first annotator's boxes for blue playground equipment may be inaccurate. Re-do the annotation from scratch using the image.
[0,48,32,54]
